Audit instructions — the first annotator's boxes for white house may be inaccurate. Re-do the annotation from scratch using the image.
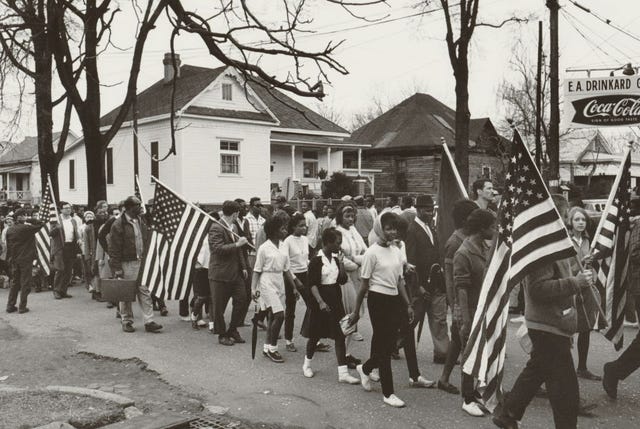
[0,132,77,205]
[58,54,369,205]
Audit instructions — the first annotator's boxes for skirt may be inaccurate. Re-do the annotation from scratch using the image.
[258,272,286,314]
[303,283,345,340]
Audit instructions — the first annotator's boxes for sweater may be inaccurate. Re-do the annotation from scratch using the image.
[523,259,587,337]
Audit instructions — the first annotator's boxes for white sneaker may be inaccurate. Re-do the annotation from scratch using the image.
[338,366,360,385]
[356,364,372,391]
[180,315,191,322]
[383,394,405,408]
[410,375,435,388]
[196,319,207,327]
[462,400,485,417]
[370,369,380,382]
[303,364,314,378]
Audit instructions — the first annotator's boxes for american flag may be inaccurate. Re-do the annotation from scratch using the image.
[462,130,576,410]
[35,180,58,276]
[592,149,632,350]
[140,181,212,300]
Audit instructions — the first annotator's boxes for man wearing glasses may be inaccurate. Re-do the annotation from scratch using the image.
[51,201,81,300]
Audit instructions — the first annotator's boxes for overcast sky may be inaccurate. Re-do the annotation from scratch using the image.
[5,0,640,139]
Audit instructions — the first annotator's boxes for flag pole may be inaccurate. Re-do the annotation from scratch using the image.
[46,174,61,224]
[440,137,469,199]
[150,175,256,250]
[134,174,147,215]
[590,141,634,253]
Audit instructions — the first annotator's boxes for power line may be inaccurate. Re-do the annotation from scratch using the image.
[568,0,640,44]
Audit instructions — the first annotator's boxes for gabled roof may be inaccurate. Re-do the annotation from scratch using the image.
[559,129,614,163]
[0,132,68,165]
[99,64,347,134]
[348,93,500,151]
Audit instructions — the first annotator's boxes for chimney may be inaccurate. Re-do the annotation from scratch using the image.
[163,53,181,84]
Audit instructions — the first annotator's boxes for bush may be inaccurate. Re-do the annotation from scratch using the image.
[322,171,354,198]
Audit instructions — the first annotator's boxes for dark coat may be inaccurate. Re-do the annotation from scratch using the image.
[405,218,442,293]
[453,235,489,314]
[50,216,81,271]
[107,214,149,272]
[208,220,248,282]
[6,220,42,264]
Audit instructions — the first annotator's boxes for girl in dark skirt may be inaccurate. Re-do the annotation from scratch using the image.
[302,227,360,384]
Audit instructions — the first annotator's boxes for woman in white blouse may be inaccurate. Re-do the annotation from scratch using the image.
[335,204,368,366]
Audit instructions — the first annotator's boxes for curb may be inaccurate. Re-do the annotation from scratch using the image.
[46,385,135,407]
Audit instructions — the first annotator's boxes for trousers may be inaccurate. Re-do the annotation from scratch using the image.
[427,291,450,360]
[504,329,579,429]
[211,278,246,336]
[118,260,154,325]
[362,291,403,397]
[7,260,32,310]
[53,242,77,295]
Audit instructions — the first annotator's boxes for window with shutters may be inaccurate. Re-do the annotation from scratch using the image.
[151,141,159,180]
[106,148,114,185]
[302,150,318,178]
[69,159,75,190]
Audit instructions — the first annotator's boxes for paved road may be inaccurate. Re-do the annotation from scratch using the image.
[2,285,640,428]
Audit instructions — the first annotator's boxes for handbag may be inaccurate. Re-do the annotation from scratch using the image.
[100,278,138,302]
[339,314,357,337]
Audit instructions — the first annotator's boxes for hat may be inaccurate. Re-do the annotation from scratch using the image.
[341,195,352,201]
[14,208,26,217]
[84,211,95,220]
[353,195,364,203]
[415,195,435,208]
[275,195,287,203]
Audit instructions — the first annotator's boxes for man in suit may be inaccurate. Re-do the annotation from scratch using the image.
[50,201,81,300]
[405,195,450,363]
[209,200,249,346]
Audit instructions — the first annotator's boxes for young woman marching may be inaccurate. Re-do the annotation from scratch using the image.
[252,215,303,363]
[282,213,309,352]
[567,206,601,381]
[349,212,414,408]
[302,227,360,384]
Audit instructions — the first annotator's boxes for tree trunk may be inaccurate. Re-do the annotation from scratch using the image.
[31,6,58,200]
[453,53,471,189]
[83,127,107,208]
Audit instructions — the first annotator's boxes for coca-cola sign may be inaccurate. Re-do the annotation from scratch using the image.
[564,76,640,128]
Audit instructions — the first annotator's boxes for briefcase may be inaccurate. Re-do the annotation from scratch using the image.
[100,278,138,302]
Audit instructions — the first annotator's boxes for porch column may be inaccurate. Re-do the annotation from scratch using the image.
[326,147,331,173]
[291,145,296,180]
[357,148,362,176]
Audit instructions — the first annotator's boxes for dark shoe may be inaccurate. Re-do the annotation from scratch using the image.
[6,306,17,313]
[228,330,246,344]
[106,302,115,309]
[602,362,618,399]
[285,342,297,352]
[492,403,518,429]
[144,321,163,333]
[218,336,235,346]
[577,368,602,381]
[53,292,63,300]
[160,307,168,317]
[437,380,460,395]
[35,287,42,293]
[62,293,72,298]
[18,307,29,314]
[345,354,361,370]
[95,293,105,303]
[116,311,121,319]
[433,356,447,364]
[266,350,284,363]
[315,342,331,352]
[122,323,135,333]
[578,399,598,417]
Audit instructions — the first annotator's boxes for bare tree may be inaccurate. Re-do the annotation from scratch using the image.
[433,0,526,187]
[0,0,74,197]
[47,0,167,207]
[45,0,383,207]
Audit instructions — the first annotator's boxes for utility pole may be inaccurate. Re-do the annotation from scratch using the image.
[133,94,140,196]
[535,20,543,170]
[547,0,560,190]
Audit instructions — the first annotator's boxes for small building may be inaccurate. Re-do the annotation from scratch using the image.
[559,129,640,197]
[57,54,367,205]
[0,132,77,205]
[346,93,507,197]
